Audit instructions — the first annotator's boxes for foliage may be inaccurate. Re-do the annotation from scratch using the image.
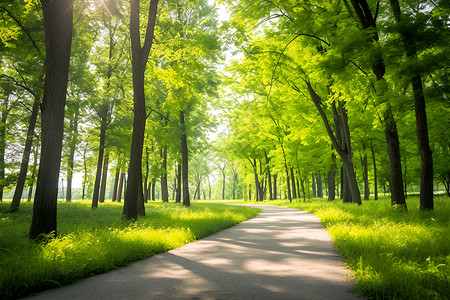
[0,200,259,299]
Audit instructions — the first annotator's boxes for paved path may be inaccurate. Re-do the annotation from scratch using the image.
[26,205,362,300]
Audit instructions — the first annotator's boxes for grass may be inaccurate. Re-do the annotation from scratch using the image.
[250,195,450,300]
[0,200,260,299]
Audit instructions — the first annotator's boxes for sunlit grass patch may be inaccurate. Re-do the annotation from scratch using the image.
[0,200,259,299]
[256,196,450,300]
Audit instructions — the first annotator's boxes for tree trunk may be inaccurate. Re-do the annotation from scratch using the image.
[144,147,149,203]
[349,0,405,208]
[265,152,273,200]
[0,94,9,203]
[123,0,159,219]
[222,171,226,200]
[151,179,156,201]
[290,167,297,199]
[28,145,39,202]
[117,172,125,203]
[92,119,106,208]
[403,155,408,199]
[328,154,336,201]
[29,0,73,240]
[317,170,323,198]
[172,175,176,200]
[10,95,40,210]
[300,177,306,201]
[388,0,433,210]
[208,177,211,200]
[99,152,109,203]
[361,151,369,200]
[65,102,79,203]
[251,159,260,201]
[137,181,145,216]
[312,173,316,197]
[384,108,407,208]
[273,174,277,200]
[112,168,119,202]
[176,163,181,203]
[342,167,352,203]
[161,147,168,202]
[180,110,190,207]
[370,142,378,200]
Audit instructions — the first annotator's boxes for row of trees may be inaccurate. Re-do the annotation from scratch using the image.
[216,0,449,206]
[0,0,224,239]
[0,0,448,240]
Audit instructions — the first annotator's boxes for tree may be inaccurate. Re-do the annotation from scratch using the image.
[123,0,159,219]
[29,0,74,240]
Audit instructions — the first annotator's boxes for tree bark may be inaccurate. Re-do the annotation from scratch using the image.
[27,145,39,202]
[180,110,190,207]
[29,0,73,240]
[144,147,149,203]
[317,170,323,198]
[384,108,407,208]
[65,104,79,203]
[112,168,119,202]
[92,118,106,208]
[328,153,336,201]
[151,179,156,201]
[273,174,277,200]
[265,152,273,200]
[312,173,316,197]
[370,141,378,200]
[10,95,40,210]
[99,152,109,202]
[176,163,181,203]
[161,147,168,202]
[361,151,369,200]
[290,167,297,199]
[137,181,145,216]
[117,172,125,203]
[0,94,10,203]
[123,0,159,219]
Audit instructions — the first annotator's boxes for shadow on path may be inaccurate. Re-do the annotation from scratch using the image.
[25,205,363,300]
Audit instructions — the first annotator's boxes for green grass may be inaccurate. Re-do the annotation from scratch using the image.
[251,196,450,300]
[0,200,260,299]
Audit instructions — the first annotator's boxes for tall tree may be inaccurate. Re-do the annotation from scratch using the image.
[123,0,159,219]
[29,0,74,240]
[348,0,407,208]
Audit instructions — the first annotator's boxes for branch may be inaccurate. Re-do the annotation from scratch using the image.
[147,106,177,126]
[305,81,344,157]
[0,6,42,55]
[141,0,159,64]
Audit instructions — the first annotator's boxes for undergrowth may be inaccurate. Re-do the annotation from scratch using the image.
[257,195,450,300]
[0,200,259,299]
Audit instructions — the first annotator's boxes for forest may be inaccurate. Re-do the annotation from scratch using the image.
[0,0,449,299]
[1,0,448,235]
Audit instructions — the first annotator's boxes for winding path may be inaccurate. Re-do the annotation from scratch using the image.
[26,205,362,299]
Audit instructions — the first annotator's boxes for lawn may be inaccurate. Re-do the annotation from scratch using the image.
[251,196,450,300]
[0,200,260,299]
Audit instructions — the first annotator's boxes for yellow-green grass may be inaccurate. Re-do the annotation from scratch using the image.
[249,196,449,300]
[0,200,260,299]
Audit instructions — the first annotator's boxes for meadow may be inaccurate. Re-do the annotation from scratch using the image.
[254,196,450,300]
[0,200,260,299]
